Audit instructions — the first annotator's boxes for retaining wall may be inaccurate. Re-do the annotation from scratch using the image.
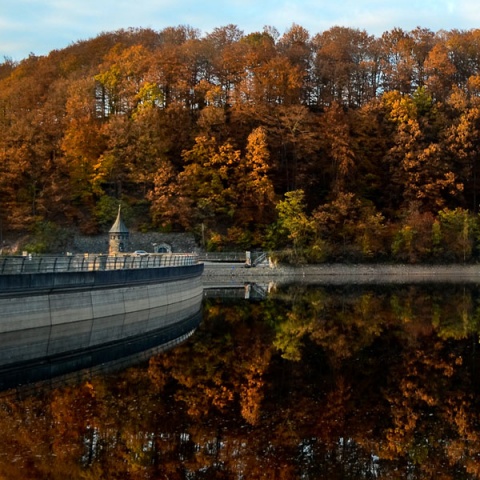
[72,232,199,254]
[0,264,203,334]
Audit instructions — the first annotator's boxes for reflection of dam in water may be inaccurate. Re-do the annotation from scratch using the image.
[204,282,272,300]
[0,254,203,391]
[0,308,202,392]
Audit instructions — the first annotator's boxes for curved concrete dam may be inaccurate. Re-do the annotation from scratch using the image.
[0,255,204,390]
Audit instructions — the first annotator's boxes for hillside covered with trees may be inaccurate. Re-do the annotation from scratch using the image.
[2,24,480,262]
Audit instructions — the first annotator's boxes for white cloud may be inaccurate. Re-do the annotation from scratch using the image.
[2,0,480,60]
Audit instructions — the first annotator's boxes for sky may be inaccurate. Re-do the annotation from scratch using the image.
[1,0,480,61]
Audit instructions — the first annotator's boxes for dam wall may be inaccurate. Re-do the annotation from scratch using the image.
[0,262,203,330]
[0,280,203,367]
[0,262,203,294]
[0,256,204,372]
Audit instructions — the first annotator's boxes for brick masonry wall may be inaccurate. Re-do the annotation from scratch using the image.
[72,232,200,255]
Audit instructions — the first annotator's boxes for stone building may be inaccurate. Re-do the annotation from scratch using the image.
[108,206,129,255]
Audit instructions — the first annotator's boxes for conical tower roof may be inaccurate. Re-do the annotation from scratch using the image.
[109,205,129,234]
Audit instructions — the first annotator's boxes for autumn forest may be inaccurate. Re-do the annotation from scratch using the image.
[3,24,480,261]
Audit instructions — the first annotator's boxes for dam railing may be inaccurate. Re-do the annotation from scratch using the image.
[0,253,200,275]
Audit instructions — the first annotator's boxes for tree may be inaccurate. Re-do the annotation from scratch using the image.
[409,27,437,89]
[150,135,240,235]
[313,26,380,107]
[249,56,303,106]
[94,44,151,117]
[380,28,415,94]
[262,104,318,192]
[436,208,477,262]
[206,25,247,112]
[61,77,108,223]
[444,90,480,212]
[148,158,185,230]
[445,29,480,88]
[313,192,387,260]
[391,207,436,262]
[383,88,462,213]
[319,102,356,195]
[233,126,275,226]
[424,43,456,102]
[0,54,70,230]
[269,190,316,257]
[277,24,313,104]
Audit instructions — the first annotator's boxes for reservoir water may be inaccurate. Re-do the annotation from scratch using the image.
[1,280,480,479]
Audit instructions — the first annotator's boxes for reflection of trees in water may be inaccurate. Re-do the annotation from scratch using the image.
[1,284,480,478]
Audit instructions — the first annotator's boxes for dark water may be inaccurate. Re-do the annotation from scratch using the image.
[1,282,480,479]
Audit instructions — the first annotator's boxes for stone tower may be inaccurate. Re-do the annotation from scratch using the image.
[109,205,129,255]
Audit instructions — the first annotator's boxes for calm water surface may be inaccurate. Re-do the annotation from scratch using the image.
[1,282,480,479]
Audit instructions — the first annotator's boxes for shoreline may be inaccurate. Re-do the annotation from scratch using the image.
[202,263,480,284]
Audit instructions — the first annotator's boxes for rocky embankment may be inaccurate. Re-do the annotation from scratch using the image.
[202,262,480,285]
